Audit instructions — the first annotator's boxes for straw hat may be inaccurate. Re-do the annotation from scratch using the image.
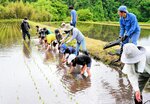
[121,43,146,64]
[67,54,76,64]
[61,22,66,28]
[63,24,73,31]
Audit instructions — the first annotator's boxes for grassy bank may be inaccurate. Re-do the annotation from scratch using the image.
[85,37,119,64]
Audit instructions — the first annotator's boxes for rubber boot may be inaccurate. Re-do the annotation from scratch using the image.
[83,51,89,56]
[113,47,123,62]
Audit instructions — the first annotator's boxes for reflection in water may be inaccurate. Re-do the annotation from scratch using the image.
[101,69,133,104]
[50,22,150,43]
[78,23,119,42]
[78,23,150,42]
[23,41,31,58]
[138,36,150,46]
[44,49,58,63]
[61,74,91,94]
[44,51,54,62]
[1,21,150,104]
[56,53,91,94]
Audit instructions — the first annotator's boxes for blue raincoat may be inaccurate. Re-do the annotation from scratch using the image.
[119,13,140,46]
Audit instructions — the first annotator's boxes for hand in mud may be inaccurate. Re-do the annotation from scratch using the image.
[77,74,83,79]
[135,91,142,102]
[62,59,66,63]
[60,39,64,44]
[66,70,70,75]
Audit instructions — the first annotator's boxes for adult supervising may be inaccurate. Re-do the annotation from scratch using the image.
[121,43,150,104]
[69,6,77,27]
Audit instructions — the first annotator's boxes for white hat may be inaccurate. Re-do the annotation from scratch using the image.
[63,24,73,31]
[67,54,76,64]
[121,43,146,64]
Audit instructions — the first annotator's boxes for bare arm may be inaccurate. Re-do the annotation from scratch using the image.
[69,65,74,73]
[46,44,50,52]
[66,36,74,44]
[61,33,70,43]
[80,64,87,75]
[62,54,67,63]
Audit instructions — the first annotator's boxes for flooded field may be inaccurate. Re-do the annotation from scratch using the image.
[0,21,150,104]
[48,22,150,45]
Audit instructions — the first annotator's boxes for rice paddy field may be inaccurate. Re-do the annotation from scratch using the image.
[0,20,149,104]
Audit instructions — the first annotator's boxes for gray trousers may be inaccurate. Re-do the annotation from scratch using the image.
[138,72,150,92]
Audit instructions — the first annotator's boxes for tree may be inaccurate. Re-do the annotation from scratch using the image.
[0,0,149,22]
[50,1,68,21]
[139,0,150,22]
[102,0,119,21]
[91,0,104,21]
[77,9,93,21]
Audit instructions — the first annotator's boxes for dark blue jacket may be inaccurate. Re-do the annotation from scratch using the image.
[21,21,30,32]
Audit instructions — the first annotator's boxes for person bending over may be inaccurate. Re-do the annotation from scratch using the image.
[67,54,92,77]
[59,43,76,63]
[44,34,56,52]
[61,24,88,56]
[121,43,150,104]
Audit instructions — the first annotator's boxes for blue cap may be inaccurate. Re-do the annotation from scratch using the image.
[60,43,67,53]
[118,5,128,13]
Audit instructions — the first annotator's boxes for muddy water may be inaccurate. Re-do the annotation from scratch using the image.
[0,22,149,104]
[0,40,133,104]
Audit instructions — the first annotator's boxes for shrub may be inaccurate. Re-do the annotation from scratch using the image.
[77,9,93,21]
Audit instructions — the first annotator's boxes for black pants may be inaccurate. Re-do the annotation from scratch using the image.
[134,72,150,104]
[22,31,30,40]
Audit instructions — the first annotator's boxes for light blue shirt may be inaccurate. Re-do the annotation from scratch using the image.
[66,28,84,43]
[71,10,77,23]
[119,13,140,37]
